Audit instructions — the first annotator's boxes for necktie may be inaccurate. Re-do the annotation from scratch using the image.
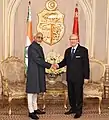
[71,48,75,59]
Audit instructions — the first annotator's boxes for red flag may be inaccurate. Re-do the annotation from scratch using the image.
[72,4,79,41]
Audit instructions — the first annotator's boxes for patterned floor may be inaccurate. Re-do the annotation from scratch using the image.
[0,99,109,120]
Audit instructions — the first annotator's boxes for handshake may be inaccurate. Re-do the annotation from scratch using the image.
[51,64,59,70]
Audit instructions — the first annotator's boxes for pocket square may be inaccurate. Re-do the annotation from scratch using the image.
[76,56,81,58]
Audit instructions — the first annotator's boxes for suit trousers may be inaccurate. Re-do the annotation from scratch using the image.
[27,93,38,113]
[67,80,83,114]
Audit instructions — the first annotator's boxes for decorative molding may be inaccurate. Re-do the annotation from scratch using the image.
[2,0,16,58]
[77,0,93,57]
[91,0,96,58]
[7,0,93,57]
[106,0,109,64]
[8,0,22,56]
[3,0,8,59]
[2,0,5,59]
[88,0,93,7]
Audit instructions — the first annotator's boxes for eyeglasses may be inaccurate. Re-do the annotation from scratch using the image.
[69,39,78,40]
[37,36,43,40]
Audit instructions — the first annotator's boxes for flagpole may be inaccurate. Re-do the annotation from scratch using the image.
[24,0,33,73]
[29,1,31,5]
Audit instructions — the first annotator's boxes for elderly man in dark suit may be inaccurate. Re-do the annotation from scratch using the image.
[54,34,90,119]
[26,32,52,119]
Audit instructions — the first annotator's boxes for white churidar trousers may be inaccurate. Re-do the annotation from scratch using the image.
[27,93,38,113]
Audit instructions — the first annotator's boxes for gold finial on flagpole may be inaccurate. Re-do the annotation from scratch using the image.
[29,1,31,5]
[76,3,78,7]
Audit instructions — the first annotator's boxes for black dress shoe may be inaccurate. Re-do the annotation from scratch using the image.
[64,108,75,115]
[34,109,46,114]
[29,112,39,119]
[74,113,81,119]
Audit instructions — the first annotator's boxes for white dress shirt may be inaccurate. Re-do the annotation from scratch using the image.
[71,44,78,53]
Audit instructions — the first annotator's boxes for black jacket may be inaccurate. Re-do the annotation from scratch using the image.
[26,41,51,93]
[58,44,90,83]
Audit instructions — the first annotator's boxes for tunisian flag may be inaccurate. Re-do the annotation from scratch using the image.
[72,4,79,42]
[24,1,33,72]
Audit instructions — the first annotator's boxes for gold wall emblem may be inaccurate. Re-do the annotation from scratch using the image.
[37,0,65,45]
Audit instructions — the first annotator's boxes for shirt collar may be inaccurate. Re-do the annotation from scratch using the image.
[72,44,78,51]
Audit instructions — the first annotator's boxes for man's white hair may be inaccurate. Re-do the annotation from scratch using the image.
[69,34,78,39]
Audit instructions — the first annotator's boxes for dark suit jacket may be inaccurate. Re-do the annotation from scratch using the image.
[26,41,51,93]
[58,44,90,84]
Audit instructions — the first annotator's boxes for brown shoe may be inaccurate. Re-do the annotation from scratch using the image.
[34,109,46,114]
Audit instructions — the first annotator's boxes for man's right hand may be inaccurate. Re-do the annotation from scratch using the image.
[51,64,59,70]
[84,79,89,84]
